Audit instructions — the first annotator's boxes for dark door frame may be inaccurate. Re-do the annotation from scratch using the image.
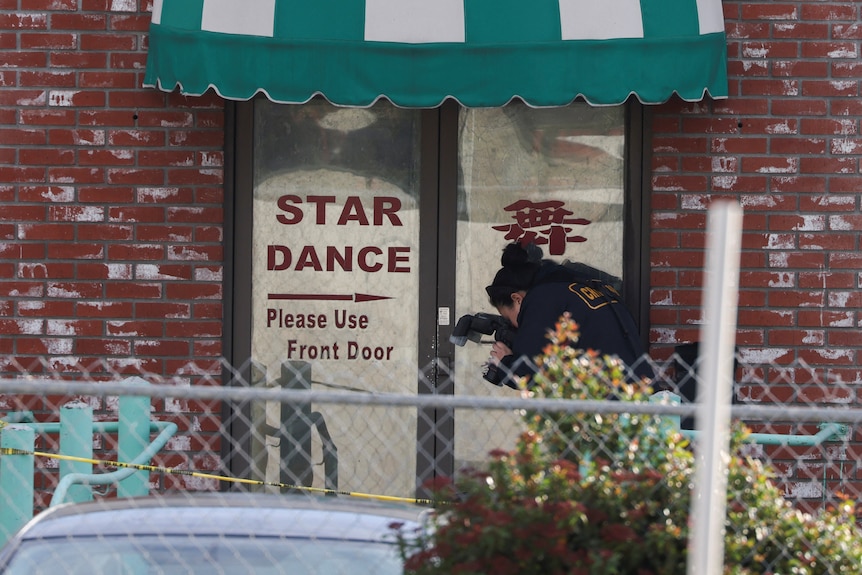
[221,97,651,492]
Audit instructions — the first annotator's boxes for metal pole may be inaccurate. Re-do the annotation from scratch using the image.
[687,200,742,575]
[59,401,94,504]
[118,376,152,498]
[0,425,35,547]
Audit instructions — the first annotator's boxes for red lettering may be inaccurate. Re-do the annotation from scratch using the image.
[295,246,323,271]
[267,245,291,270]
[358,246,383,272]
[338,196,369,226]
[307,195,336,224]
[276,195,303,224]
[326,246,353,271]
[374,197,402,226]
[388,246,410,272]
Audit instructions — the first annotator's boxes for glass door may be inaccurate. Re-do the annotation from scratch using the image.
[249,99,424,498]
[231,97,638,497]
[451,103,628,471]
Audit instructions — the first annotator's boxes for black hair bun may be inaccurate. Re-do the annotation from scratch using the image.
[501,242,543,267]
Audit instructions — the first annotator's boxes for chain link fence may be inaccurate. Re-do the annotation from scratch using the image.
[0,353,860,573]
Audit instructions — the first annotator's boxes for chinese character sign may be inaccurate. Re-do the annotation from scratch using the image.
[492,199,591,255]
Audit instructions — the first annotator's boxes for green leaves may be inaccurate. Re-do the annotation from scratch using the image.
[397,313,862,575]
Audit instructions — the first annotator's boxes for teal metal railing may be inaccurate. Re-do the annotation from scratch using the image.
[0,377,177,547]
[650,391,849,446]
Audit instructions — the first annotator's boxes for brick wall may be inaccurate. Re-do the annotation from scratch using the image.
[1,3,857,383]
[0,0,225,379]
[650,1,862,390]
[0,0,858,507]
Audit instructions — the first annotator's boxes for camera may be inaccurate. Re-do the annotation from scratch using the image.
[449,313,516,386]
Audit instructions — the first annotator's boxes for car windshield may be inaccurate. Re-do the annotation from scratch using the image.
[3,534,405,575]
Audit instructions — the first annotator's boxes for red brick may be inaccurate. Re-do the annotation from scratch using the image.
[78,149,135,166]
[138,150,195,166]
[726,22,770,39]
[50,14,107,30]
[17,223,75,240]
[48,90,107,107]
[830,177,862,193]
[798,271,855,289]
[79,71,139,89]
[770,138,826,155]
[19,109,76,125]
[135,263,192,282]
[801,80,859,98]
[737,290,767,307]
[773,23,830,39]
[78,186,135,203]
[165,283,222,300]
[166,168,223,185]
[770,175,827,194]
[168,245,222,262]
[741,156,798,173]
[833,23,862,40]
[47,282,103,299]
[104,282,162,299]
[798,310,855,328]
[48,166,106,184]
[741,79,799,96]
[18,70,76,88]
[17,300,75,317]
[710,136,768,154]
[0,128,48,145]
[167,207,222,223]
[737,310,796,327]
[46,243,104,259]
[108,206,165,223]
[653,136,708,153]
[773,60,828,77]
[166,321,222,338]
[105,244,164,260]
[768,329,826,347]
[106,168,165,185]
[19,32,78,49]
[770,99,828,116]
[167,131,224,147]
[107,129,166,146]
[193,302,222,319]
[107,321,163,337]
[136,302,191,319]
[832,62,862,78]
[77,263,132,279]
[0,205,46,221]
[48,129,106,146]
[136,225,192,242]
[134,339,190,356]
[50,52,107,68]
[828,252,862,269]
[79,110,137,127]
[0,282,44,297]
[768,251,827,269]
[77,301,133,318]
[0,13,48,29]
[77,223,133,241]
[19,148,75,165]
[77,338,132,355]
[799,157,856,174]
[800,4,857,21]
[741,3,798,20]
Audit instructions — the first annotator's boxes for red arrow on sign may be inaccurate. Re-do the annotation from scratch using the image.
[267,293,392,302]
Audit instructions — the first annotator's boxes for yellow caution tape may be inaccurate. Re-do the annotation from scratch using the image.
[0,447,440,506]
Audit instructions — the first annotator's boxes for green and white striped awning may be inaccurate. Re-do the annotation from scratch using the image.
[143,0,728,108]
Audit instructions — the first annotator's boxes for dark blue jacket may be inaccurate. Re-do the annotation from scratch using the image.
[499,262,653,387]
